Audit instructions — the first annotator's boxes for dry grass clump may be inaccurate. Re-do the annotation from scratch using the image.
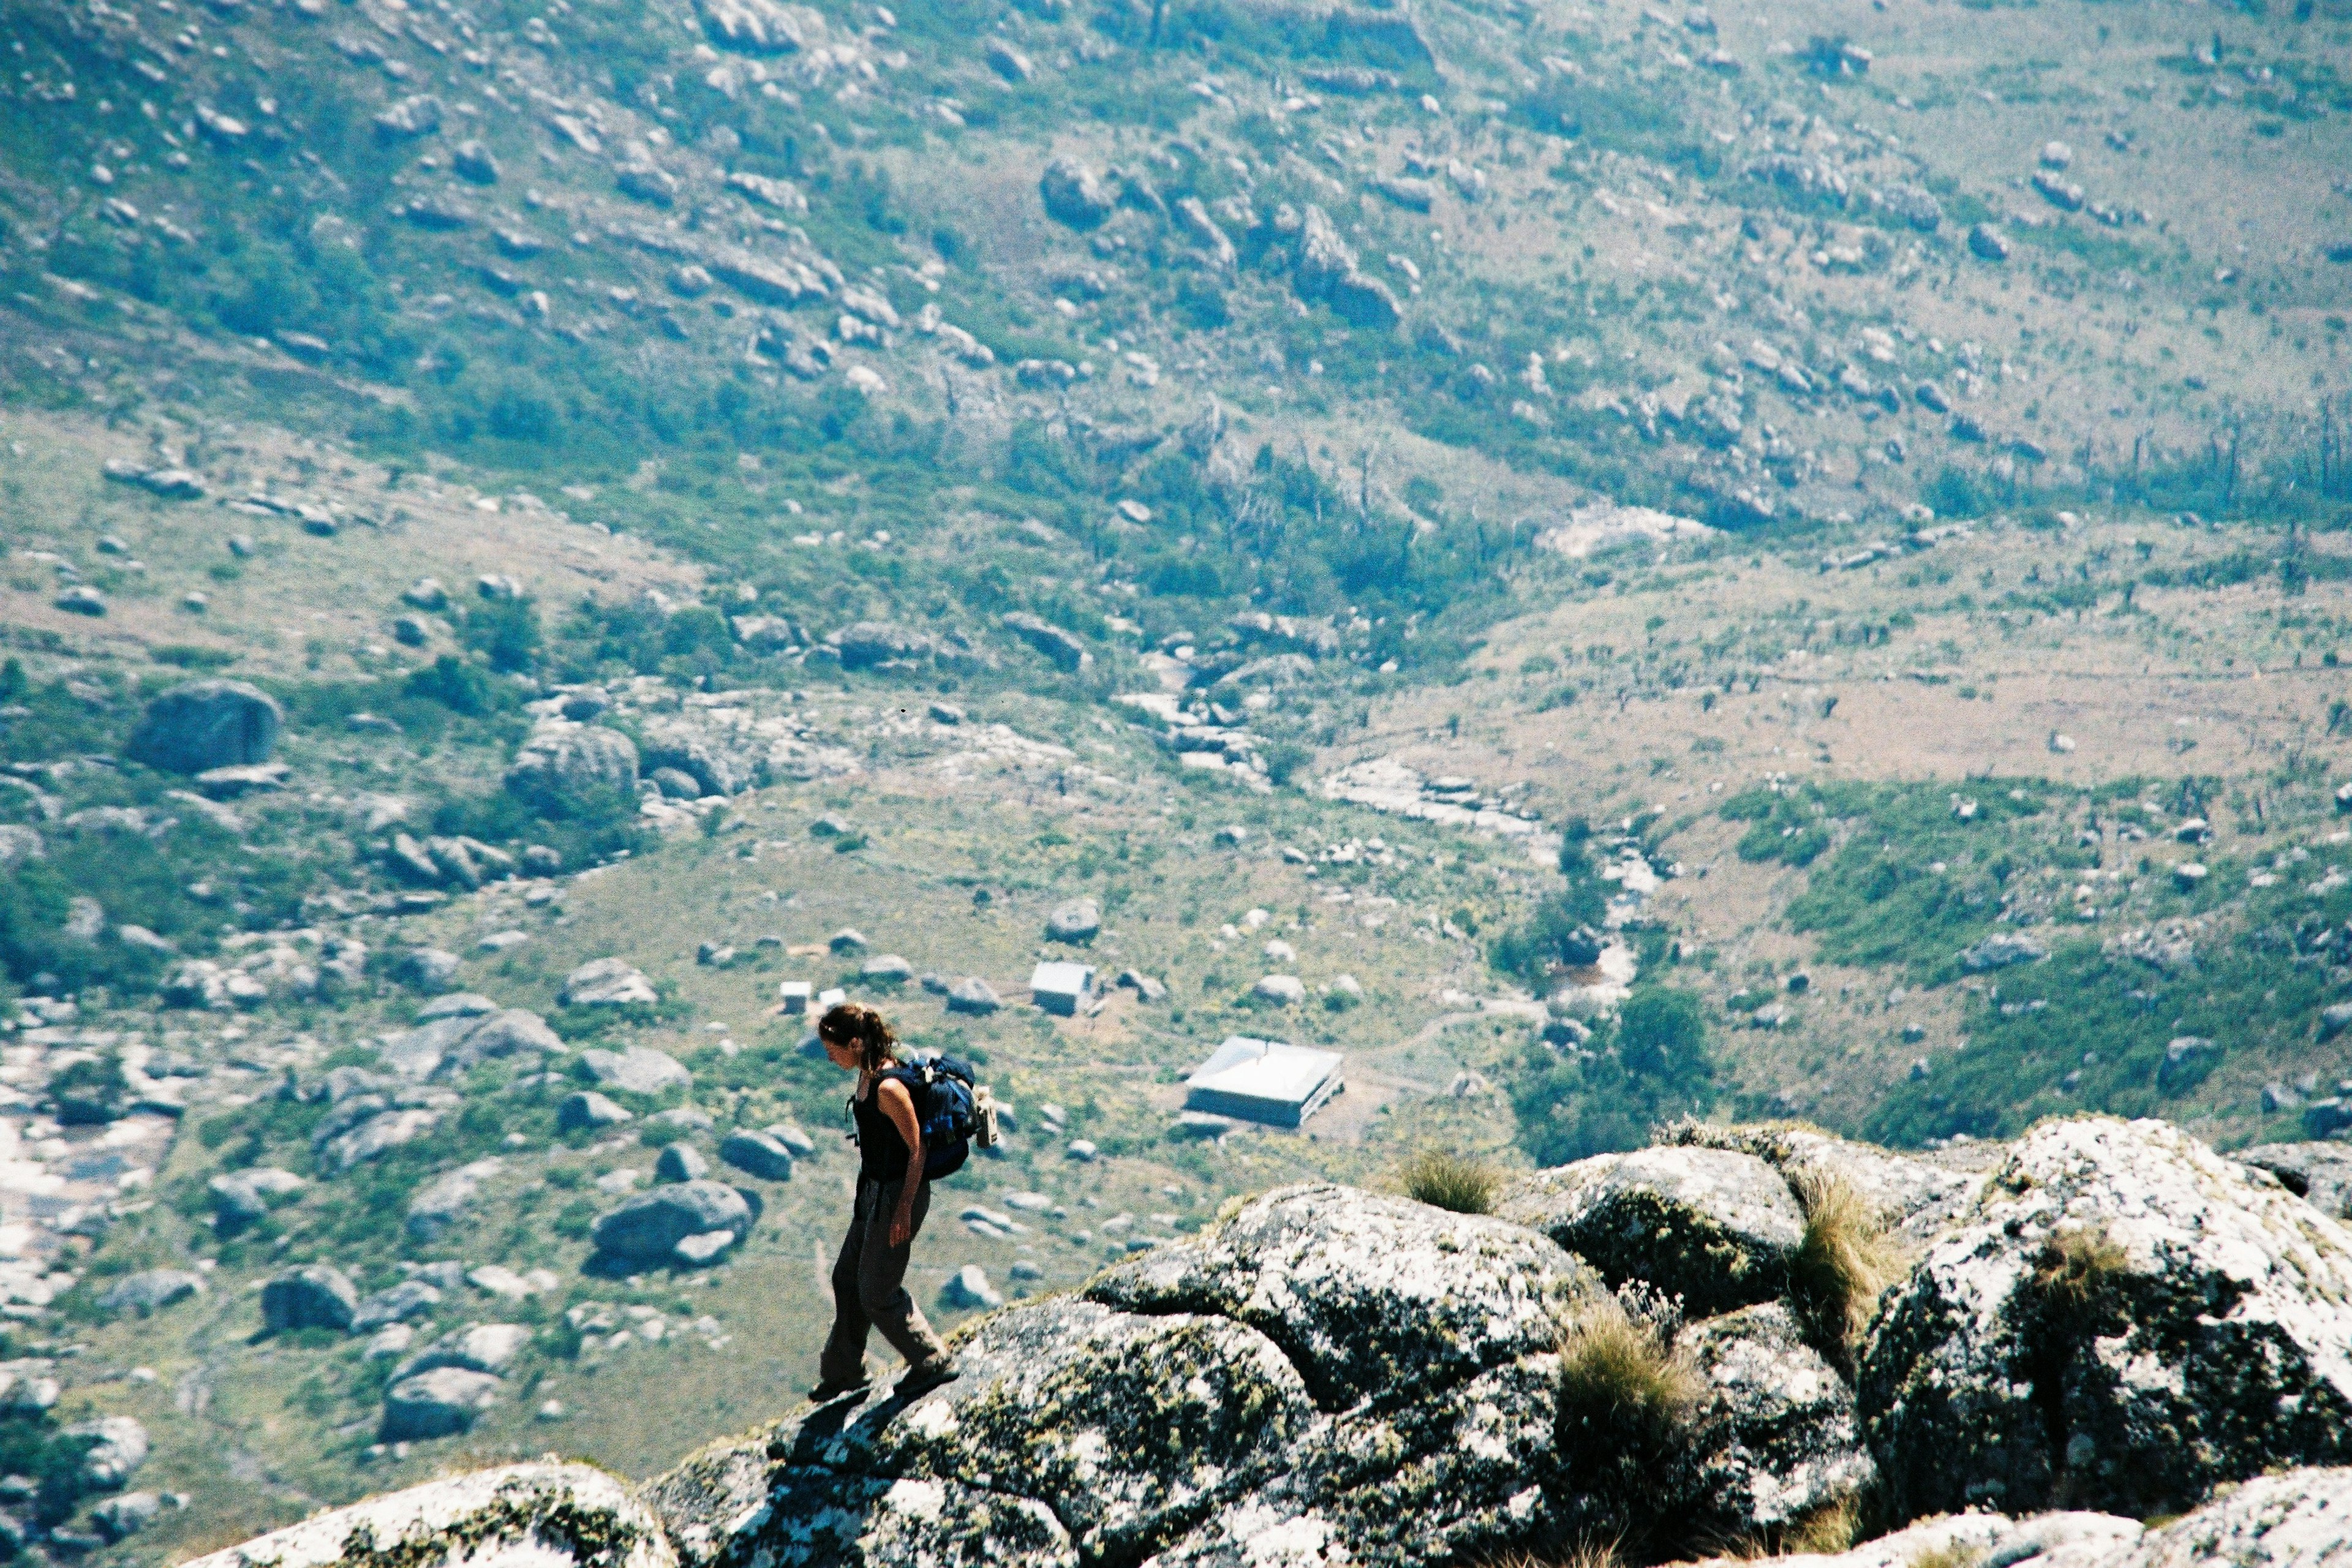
[2032,1226,2130,1312]
[1484,1540,1625,1568]
[1557,1300,1701,1436]
[1702,1494,1860,1561]
[1401,1148,1503,1215]
[1905,1542,1987,1568]
[1788,1170,1908,1354]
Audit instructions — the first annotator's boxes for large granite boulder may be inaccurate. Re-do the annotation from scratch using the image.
[1861,1116,2352,1521]
[1498,1145,1807,1315]
[505,724,640,807]
[591,1180,753,1265]
[1680,1302,1875,1538]
[178,1463,676,1568]
[127,680,282,773]
[262,1264,358,1333]
[383,1366,503,1441]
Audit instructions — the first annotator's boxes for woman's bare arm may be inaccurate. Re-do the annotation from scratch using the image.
[876,1076,924,1246]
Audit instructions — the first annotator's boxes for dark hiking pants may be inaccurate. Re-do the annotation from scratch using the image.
[818,1176,948,1385]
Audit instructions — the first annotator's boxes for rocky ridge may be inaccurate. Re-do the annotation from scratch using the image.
[183,1115,2352,1568]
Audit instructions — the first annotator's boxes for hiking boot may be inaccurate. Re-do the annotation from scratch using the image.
[805,1377,870,1404]
[894,1357,960,1401]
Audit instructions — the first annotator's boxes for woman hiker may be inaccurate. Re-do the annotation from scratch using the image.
[808,1002,962,1403]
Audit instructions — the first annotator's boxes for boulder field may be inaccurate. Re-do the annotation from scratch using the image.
[183,1117,2352,1568]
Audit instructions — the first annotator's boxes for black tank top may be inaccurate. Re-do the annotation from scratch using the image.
[853,1072,911,1183]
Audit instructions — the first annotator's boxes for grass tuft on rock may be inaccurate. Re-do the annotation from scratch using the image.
[1556,1300,1699,1436]
[1400,1149,1502,1215]
[1905,1544,1988,1568]
[2032,1226,2131,1313]
[1788,1170,1907,1355]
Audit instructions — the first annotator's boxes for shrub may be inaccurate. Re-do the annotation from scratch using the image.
[1400,1149,1501,1215]
[1787,1170,1906,1357]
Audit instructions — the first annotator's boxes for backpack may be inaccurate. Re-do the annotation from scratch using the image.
[865,1055,1000,1181]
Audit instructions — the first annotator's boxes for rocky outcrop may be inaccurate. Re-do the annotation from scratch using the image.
[1861,1117,2352,1521]
[178,1119,2352,1568]
[127,680,282,774]
[1292,205,1401,329]
[179,1463,676,1568]
[653,1185,1601,1567]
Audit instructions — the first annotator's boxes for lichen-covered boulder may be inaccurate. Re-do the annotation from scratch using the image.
[1498,1146,1806,1315]
[649,1298,1315,1567]
[1861,1116,2352,1522]
[178,1462,675,1568]
[1145,1353,1570,1567]
[1663,1117,1992,1242]
[2122,1464,2352,1568]
[1681,1302,1874,1537]
[1088,1183,1600,1408]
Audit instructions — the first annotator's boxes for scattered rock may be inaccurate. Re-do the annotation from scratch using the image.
[941,1264,1002,1310]
[407,1158,503,1241]
[127,680,282,774]
[1252,975,1305,1006]
[559,1091,634,1132]
[262,1265,358,1333]
[1002,612,1091,671]
[99,1270,206,1318]
[719,1129,795,1182]
[352,1280,443,1332]
[506,726,641,809]
[1046,898,1101,944]
[1959,932,2047,972]
[64,1417,148,1487]
[578,1044,690,1096]
[561,957,659,1008]
[946,978,1000,1015]
[590,1180,753,1265]
[656,1142,710,1182]
[831,621,935,671]
[1040,157,1114,228]
[382,1367,502,1442]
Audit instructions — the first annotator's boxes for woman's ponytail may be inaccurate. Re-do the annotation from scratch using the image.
[819,1002,898,1074]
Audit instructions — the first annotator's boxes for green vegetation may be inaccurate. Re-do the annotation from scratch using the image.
[1510,988,1714,1166]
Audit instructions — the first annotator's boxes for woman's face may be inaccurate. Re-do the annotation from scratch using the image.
[821,1036,863,1072]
